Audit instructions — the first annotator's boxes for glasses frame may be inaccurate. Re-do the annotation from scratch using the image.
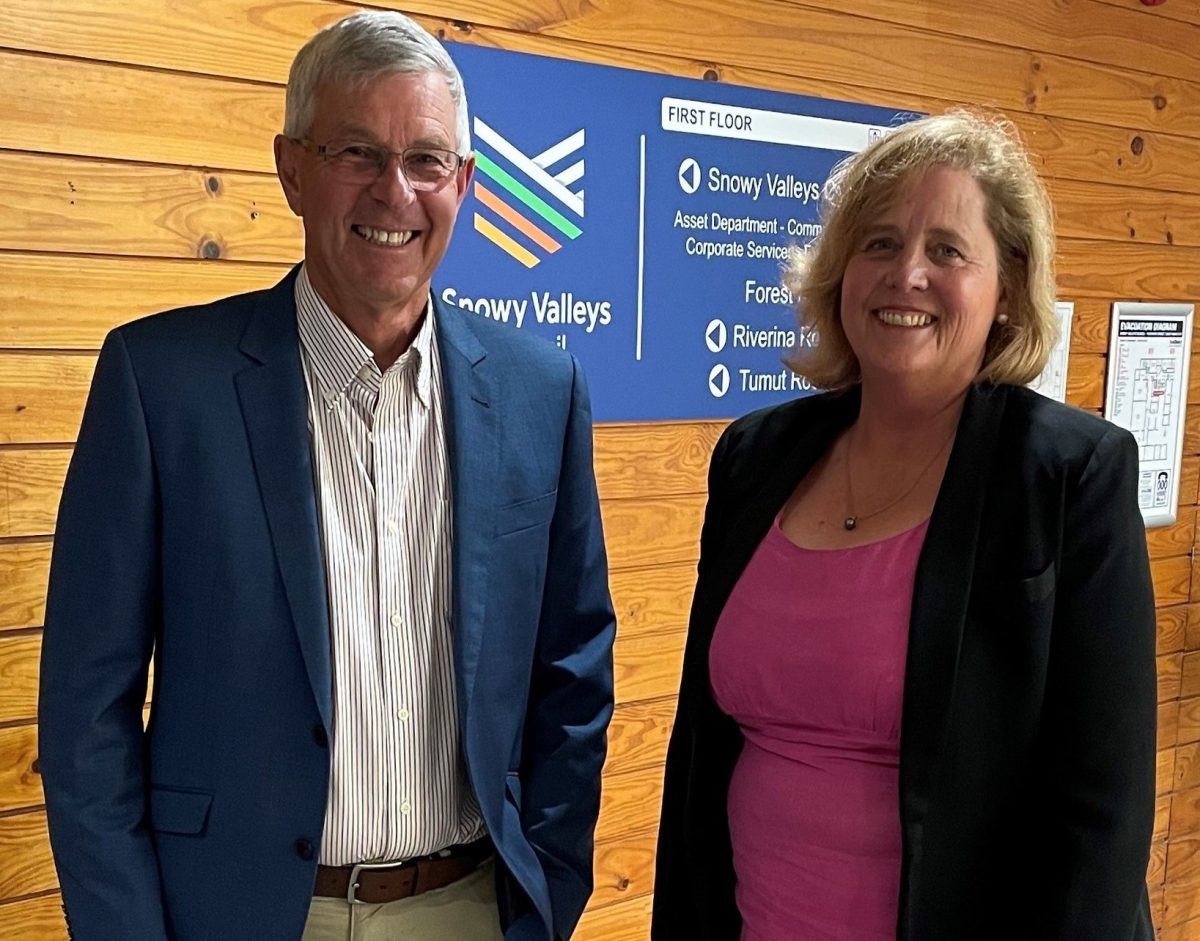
[289,137,465,191]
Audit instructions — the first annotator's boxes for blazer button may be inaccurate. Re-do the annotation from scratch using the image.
[294,838,314,861]
[312,725,328,748]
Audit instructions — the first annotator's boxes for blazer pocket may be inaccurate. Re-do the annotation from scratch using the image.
[149,786,214,835]
[975,561,1057,607]
[495,490,558,537]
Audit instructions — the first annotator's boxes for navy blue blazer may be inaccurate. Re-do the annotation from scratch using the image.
[39,268,615,941]
[653,383,1156,940]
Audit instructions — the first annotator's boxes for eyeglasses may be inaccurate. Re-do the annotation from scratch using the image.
[289,138,464,190]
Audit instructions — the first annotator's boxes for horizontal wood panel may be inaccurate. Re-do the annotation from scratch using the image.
[1049,176,1200,250]
[613,629,685,706]
[594,422,721,501]
[0,50,281,172]
[1057,239,1200,301]
[0,811,56,900]
[0,542,51,633]
[0,723,42,814]
[0,632,40,725]
[1162,748,1178,797]
[0,253,289,350]
[595,764,661,846]
[0,893,65,941]
[607,562,694,641]
[1150,510,1198,561]
[402,0,1200,138]
[604,697,674,778]
[1164,654,1184,704]
[0,152,300,264]
[1160,604,1189,657]
[0,450,68,539]
[602,495,704,570]
[574,892,651,941]
[1155,555,1193,608]
[1165,700,1182,751]
[591,828,655,910]
[0,355,94,446]
[0,0,331,84]
[766,0,1200,84]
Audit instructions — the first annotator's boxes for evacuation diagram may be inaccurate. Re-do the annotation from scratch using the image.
[1127,356,1177,462]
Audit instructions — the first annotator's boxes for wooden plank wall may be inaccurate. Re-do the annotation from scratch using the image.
[0,0,1198,938]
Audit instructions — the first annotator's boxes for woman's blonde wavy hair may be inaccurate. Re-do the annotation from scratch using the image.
[784,110,1058,390]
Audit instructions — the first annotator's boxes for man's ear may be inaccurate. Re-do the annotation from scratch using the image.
[274,134,304,217]
[454,154,475,209]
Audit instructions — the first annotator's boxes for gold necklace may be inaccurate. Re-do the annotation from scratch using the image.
[843,429,956,531]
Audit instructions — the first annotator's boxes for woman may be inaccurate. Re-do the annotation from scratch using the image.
[653,111,1156,941]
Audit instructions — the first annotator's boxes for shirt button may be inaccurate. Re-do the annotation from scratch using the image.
[367,431,375,442]
[397,708,410,721]
[400,801,412,815]
[294,838,314,860]
[385,517,398,535]
[389,611,402,628]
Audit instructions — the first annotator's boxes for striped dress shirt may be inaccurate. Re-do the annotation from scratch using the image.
[295,268,484,866]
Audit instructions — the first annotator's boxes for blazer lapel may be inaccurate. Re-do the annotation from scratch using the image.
[900,382,1008,827]
[234,269,333,731]
[702,390,861,628]
[434,296,497,729]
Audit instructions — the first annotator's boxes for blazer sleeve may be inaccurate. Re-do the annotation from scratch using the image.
[38,330,170,939]
[1037,424,1156,937]
[518,355,616,941]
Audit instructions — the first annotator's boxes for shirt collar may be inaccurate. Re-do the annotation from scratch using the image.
[294,265,435,408]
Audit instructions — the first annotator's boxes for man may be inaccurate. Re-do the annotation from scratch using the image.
[38,12,615,941]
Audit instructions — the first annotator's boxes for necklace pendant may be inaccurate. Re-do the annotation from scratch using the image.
[843,516,857,531]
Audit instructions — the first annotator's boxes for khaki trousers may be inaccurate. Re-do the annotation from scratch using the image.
[301,858,505,941]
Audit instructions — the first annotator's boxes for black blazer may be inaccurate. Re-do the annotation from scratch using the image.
[653,382,1156,941]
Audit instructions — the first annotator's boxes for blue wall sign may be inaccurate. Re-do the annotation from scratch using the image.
[439,42,919,422]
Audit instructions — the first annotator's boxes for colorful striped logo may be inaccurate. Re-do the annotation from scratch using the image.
[471,117,585,268]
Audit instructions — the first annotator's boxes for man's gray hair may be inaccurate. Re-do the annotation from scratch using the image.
[283,11,471,154]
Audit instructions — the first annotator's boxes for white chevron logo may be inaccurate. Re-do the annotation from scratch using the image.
[473,118,585,217]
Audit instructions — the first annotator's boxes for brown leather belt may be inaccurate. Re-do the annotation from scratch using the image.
[313,837,493,904]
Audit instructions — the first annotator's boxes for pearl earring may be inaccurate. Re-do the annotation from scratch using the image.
[996,313,1009,325]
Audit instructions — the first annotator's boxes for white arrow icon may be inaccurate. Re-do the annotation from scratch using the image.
[678,158,701,194]
[705,319,727,353]
[708,364,729,398]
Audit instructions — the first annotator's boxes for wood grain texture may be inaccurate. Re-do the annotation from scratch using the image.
[594,422,722,501]
[0,811,56,900]
[612,629,685,706]
[591,828,656,910]
[595,764,661,846]
[0,542,51,633]
[0,632,41,725]
[601,495,704,570]
[0,253,289,350]
[0,723,43,814]
[0,450,69,540]
[0,355,95,446]
[0,152,300,263]
[0,894,66,941]
[573,892,652,941]
[604,697,674,778]
[607,562,695,641]
[0,50,281,172]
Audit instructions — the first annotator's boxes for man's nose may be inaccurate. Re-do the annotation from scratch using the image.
[369,155,418,203]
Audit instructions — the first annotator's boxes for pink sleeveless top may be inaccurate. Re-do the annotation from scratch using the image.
[709,516,929,941]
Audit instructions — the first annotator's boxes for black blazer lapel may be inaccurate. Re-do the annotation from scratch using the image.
[698,390,862,646]
[900,383,1008,830]
[234,268,333,731]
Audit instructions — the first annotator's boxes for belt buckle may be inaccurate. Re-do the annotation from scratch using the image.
[346,860,404,905]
